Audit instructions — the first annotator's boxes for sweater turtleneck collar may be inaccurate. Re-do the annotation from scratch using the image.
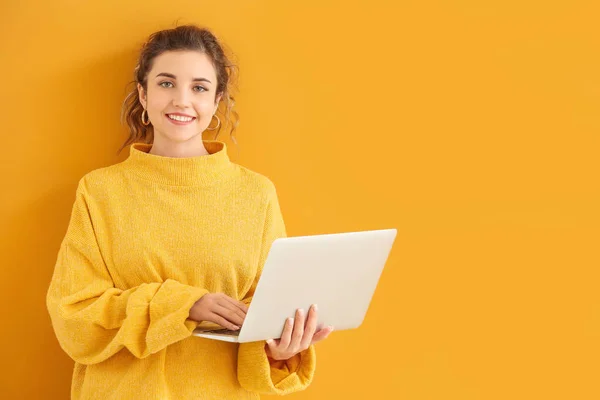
[124,140,235,186]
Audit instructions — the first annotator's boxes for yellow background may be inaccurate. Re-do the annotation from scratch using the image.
[1,0,599,398]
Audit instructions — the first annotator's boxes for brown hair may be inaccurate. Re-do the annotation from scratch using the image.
[118,24,240,154]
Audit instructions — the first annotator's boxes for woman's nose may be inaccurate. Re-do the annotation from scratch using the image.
[172,88,191,108]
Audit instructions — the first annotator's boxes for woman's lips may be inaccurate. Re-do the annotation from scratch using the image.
[165,114,196,126]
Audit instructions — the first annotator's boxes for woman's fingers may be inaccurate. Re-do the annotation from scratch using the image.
[212,294,247,327]
[279,317,294,348]
[214,303,245,327]
[237,300,249,313]
[216,299,247,322]
[190,293,249,329]
[265,337,280,354]
[300,305,318,349]
[217,294,249,320]
[219,293,249,314]
[290,308,305,349]
[210,312,241,331]
[311,326,334,344]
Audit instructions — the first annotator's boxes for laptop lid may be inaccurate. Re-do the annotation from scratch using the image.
[236,228,397,343]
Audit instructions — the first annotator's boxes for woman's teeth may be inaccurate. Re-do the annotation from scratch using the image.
[168,114,194,122]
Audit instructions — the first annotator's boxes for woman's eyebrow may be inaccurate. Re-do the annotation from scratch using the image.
[155,72,212,84]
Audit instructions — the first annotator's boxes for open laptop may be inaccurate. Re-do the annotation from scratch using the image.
[192,228,397,343]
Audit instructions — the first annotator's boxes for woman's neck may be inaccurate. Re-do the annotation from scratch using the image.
[149,134,210,158]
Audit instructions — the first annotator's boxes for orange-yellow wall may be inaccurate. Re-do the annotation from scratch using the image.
[1,1,599,398]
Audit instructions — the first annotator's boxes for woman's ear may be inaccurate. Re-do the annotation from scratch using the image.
[137,83,147,109]
[213,93,223,114]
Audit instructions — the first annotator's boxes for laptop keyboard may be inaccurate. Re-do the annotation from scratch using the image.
[204,328,240,336]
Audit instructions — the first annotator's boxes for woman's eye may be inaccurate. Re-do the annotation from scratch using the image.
[194,86,207,92]
[159,81,174,88]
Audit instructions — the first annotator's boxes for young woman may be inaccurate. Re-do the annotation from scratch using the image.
[46,24,333,399]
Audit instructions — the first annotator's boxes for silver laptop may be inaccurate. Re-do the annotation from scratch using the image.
[192,228,397,343]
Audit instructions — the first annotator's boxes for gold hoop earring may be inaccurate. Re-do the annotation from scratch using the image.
[205,114,221,131]
[141,109,150,126]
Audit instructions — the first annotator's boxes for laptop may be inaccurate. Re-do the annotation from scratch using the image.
[192,228,397,343]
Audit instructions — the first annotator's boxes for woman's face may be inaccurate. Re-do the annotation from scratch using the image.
[138,50,222,143]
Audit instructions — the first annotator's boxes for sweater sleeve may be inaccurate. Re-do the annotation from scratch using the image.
[237,183,317,395]
[46,179,209,365]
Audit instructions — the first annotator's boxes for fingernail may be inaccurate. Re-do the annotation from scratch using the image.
[288,318,294,324]
[298,309,304,315]
[233,325,240,330]
[312,304,318,312]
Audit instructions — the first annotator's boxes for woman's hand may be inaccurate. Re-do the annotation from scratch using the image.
[265,304,334,361]
[188,293,248,331]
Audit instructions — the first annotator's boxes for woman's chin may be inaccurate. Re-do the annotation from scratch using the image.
[158,129,203,143]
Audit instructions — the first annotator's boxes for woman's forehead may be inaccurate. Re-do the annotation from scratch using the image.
[150,50,217,82]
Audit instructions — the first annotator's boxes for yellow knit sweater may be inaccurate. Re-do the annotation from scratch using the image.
[46,140,316,399]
